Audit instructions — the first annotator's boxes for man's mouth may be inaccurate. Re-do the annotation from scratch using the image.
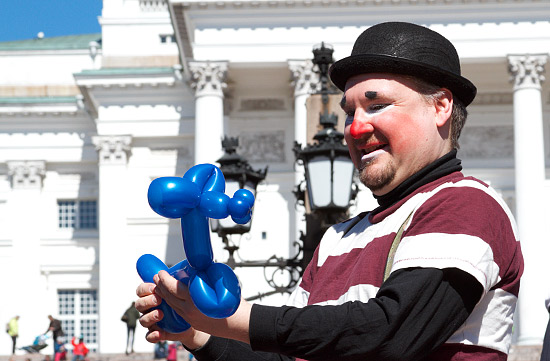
[360,144,387,164]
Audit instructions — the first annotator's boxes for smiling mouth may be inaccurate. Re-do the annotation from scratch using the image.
[364,144,386,154]
[360,144,387,164]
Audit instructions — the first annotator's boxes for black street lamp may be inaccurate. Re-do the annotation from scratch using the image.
[211,137,302,301]
[294,42,357,268]
[212,42,357,301]
[210,136,268,238]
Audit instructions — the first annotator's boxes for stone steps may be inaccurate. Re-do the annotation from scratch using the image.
[1,344,542,361]
[0,350,193,361]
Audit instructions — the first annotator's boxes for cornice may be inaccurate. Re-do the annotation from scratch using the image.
[74,66,182,89]
[175,0,547,9]
[471,92,514,106]
[0,96,84,117]
[171,0,550,28]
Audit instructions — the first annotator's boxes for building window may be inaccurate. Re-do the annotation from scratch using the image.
[159,34,173,43]
[58,200,97,229]
[58,290,98,352]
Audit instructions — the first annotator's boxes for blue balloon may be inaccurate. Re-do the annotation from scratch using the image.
[136,254,191,333]
[234,189,254,206]
[181,209,213,270]
[189,263,240,318]
[137,163,254,333]
[148,177,200,219]
[228,198,250,219]
[199,191,229,219]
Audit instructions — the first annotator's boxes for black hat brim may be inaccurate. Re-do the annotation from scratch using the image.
[329,54,477,106]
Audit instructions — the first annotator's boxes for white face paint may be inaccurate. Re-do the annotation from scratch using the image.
[343,73,451,195]
[360,146,388,164]
[344,104,395,127]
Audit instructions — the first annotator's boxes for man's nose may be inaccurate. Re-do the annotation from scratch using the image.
[350,115,374,139]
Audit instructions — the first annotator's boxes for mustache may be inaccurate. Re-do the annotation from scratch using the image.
[351,135,386,148]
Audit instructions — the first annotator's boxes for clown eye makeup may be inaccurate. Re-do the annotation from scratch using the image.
[340,96,347,109]
[367,103,390,113]
[365,91,378,99]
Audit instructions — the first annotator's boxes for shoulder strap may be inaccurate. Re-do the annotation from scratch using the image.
[383,210,414,282]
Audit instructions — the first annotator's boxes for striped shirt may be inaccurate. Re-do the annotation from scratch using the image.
[288,172,523,359]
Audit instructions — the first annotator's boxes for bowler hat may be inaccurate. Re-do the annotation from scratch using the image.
[329,22,477,106]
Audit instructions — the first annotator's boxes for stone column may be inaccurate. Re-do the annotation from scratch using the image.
[5,161,46,342]
[189,61,228,165]
[289,60,318,148]
[92,135,132,353]
[508,54,548,345]
[288,60,319,249]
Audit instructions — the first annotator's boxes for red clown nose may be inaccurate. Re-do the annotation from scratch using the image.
[350,119,374,139]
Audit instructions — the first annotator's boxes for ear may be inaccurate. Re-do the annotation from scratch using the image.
[434,88,453,128]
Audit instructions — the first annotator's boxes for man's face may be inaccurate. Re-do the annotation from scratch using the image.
[341,73,451,196]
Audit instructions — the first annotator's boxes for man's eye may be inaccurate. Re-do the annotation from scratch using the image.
[368,104,388,112]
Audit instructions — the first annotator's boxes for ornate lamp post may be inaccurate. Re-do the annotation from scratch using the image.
[293,42,357,269]
[211,137,303,300]
[212,42,356,300]
[210,136,267,238]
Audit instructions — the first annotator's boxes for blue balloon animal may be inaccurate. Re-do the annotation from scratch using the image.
[136,163,254,333]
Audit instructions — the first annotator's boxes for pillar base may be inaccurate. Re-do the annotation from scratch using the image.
[509,344,543,361]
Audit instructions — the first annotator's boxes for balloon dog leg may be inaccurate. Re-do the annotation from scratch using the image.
[136,254,191,333]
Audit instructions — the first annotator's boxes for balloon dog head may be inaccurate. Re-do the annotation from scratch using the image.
[137,163,254,333]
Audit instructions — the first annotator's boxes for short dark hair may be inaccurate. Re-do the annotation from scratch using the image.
[404,76,468,149]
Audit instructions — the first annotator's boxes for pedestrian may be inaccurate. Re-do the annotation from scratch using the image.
[45,315,65,359]
[45,315,65,344]
[135,21,523,360]
[121,301,141,354]
[154,341,167,359]
[6,315,19,355]
[54,339,67,361]
[167,342,178,361]
[71,336,88,361]
[541,291,550,361]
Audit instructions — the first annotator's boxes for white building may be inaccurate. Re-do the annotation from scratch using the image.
[0,0,549,358]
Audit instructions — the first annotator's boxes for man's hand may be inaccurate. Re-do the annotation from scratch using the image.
[136,270,252,345]
[135,281,210,350]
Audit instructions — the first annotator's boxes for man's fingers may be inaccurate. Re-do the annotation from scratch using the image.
[155,270,191,300]
[135,294,162,314]
[145,328,163,343]
[145,325,192,343]
[136,282,156,297]
[139,308,163,328]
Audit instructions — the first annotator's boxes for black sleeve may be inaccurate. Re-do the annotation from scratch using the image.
[191,335,295,361]
[249,267,482,361]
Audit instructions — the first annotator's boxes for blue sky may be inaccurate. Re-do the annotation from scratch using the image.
[0,0,103,42]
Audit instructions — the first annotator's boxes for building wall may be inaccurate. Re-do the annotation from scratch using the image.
[0,0,549,356]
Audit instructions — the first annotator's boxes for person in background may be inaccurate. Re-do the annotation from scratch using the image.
[167,342,179,361]
[54,339,67,361]
[121,301,141,355]
[154,340,168,359]
[45,315,64,345]
[7,315,19,355]
[541,291,550,361]
[45,315,65,360]
[71,336,88,361]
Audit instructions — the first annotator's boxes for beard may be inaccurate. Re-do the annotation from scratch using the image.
[359,157,396,193]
